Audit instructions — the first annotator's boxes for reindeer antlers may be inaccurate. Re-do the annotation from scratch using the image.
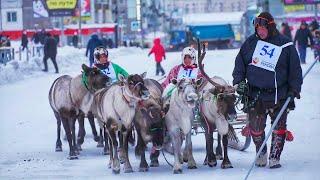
[197,39,224,89]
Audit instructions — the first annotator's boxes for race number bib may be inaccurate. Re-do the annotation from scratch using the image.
[100,65,117,82]
[251,40,283,72]
[177,68,198,80]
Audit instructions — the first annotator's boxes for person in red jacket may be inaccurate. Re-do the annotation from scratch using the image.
[148,38,166,76]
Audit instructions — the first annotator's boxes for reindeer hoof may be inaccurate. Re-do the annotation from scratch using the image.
[221,162,233,169]
[150,160,159,167]
[208,161,217,167]
[216,154,223,160]
[139,167,149,172]
[173,169,183,174]
[124,168,133,173]
[120,158,125,164]
[112,169,120,174]
[68,155,78,160]
[96,142,104,148]
[188,165,197,169]
[55,146,62,152]
[94,136,100,142]
[76,144,82,151]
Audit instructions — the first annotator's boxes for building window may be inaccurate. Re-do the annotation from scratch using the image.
[7,12,17,22]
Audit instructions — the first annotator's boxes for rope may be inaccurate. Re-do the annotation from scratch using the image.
[161,149,174,168]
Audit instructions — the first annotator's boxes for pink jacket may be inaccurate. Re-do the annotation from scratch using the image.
[161,64,203,88]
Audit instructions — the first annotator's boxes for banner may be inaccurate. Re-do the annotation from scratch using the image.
[284,0,317,5]
[81,0,91,17]
[284,4,305,12]
[33,0,49,18]
[45,0,78,17]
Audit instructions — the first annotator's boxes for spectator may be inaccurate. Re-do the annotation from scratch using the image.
[148,38,166,76]
[42,33,59,73]
[85,34,103,67]
[310,18,319,32]
[72,32,79,48]
[280,22,292,41]
[39,28,46,45]
[21,31,28,51]
[294,21,314,64]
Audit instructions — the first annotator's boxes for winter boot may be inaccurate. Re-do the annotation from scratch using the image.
[251,130,267,167]
[269,130,286,169]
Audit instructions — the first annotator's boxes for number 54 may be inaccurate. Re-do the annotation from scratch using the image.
[260,45,275,58]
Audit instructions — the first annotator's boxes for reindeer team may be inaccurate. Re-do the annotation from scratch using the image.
[48,45,237,174]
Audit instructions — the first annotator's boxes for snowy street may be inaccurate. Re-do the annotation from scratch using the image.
[0,46,319,180]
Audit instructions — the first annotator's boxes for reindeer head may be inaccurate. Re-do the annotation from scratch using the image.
[119,72,150,100]
[209,85,237,120]
[81,64,111,93]
[174,78,200,108]
[140,101,164,150]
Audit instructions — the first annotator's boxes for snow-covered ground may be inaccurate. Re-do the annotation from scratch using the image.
[0,43,319,180]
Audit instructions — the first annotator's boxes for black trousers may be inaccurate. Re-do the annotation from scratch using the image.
[248,100,288,160]
[156,62,165,76]
[43,54,59,73]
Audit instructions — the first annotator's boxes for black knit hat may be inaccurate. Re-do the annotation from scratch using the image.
[256,12,278,38]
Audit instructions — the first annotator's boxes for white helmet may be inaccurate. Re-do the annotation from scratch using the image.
[94,46,108,64]
[181,47,197,65]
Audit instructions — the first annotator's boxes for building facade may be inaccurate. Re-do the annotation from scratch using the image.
[1,0,23,31]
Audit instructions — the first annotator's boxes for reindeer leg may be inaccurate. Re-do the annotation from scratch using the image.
[88,112,99,142]
[70,117,79,155]
[118,130,126,164]
[107,132,113,169]
[77,111,85,151]
[97,128,104,147]
[204,130,216,167]
[186,132,197,169]
[61,117,77,160]
[150,150,160,167]
[171,129,183,174]
[221,135,233,169]
[135,129,149,171]
[54,111,62,152]
[102,128,110,155]
[216,134,223,160]
[108,126,120,174]
[122,130,133,173]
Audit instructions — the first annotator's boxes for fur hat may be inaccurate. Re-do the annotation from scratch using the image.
[256,12,278,38]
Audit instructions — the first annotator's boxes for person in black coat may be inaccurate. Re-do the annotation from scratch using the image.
[232,12,302,169]
[280,22,292,41]
[42,33,59,73]
[39,28,46,45]
[85,34,103,67]
[32,31,40,44]
[72,33,79,48]
[21,31,28,51]
[294,21,314,64]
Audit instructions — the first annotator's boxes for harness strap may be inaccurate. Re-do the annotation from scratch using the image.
[81,72,91,92]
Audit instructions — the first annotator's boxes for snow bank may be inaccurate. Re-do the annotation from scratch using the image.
[0,41,145,85]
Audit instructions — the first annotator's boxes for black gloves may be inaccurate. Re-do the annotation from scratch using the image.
[287,89,300,99]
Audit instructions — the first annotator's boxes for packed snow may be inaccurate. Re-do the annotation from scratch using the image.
[0,42,319,180]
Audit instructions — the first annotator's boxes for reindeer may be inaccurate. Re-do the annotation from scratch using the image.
[197,44,237,169]
[164,78,202,174]
[134,78,165,172]
[48,64,111,159]
[92,73,150,174]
